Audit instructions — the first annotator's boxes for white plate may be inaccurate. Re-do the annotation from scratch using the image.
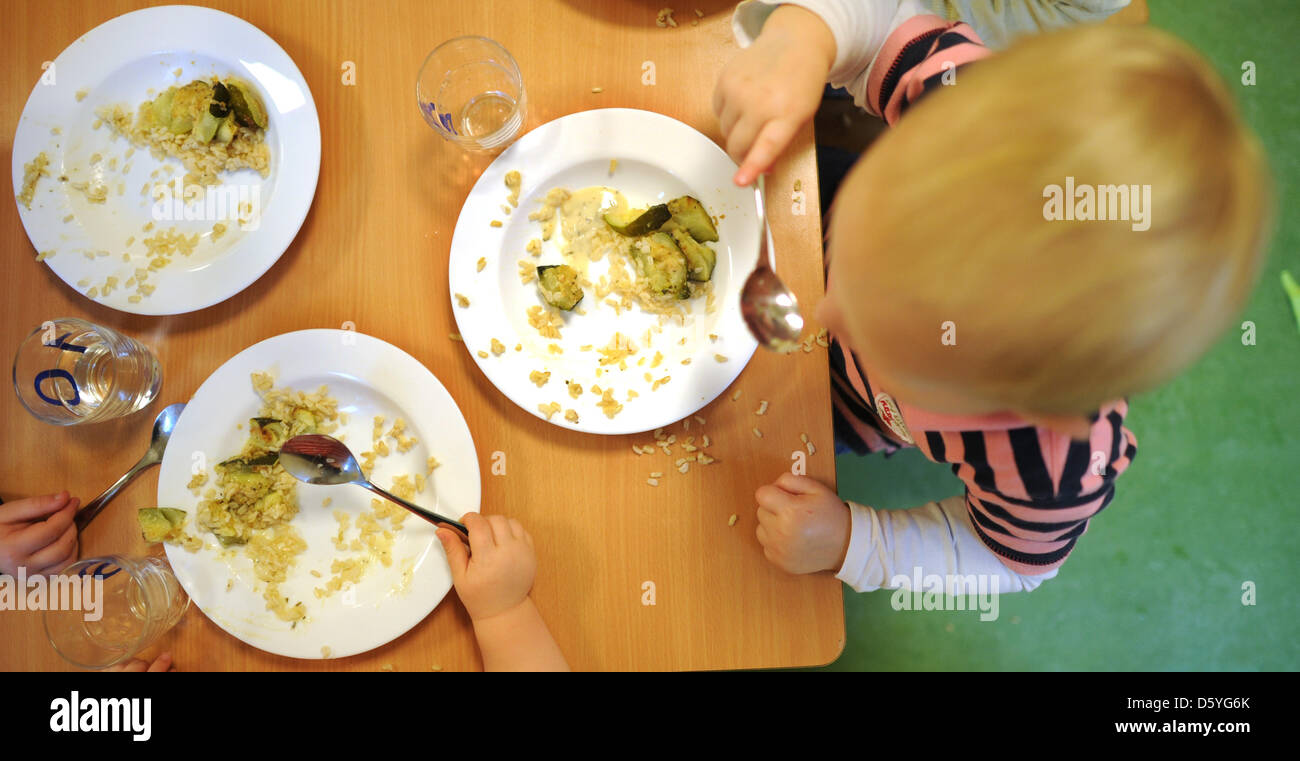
[448,108,759,435]
[11,5,321,315]
[156,330,480,660]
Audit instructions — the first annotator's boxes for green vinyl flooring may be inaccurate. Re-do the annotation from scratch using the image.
[819,0,1300,671]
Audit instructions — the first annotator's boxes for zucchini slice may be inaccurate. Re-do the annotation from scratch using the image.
[537,264,584,311]
[249,417,287,447]
[149,88,175,128]
[216,452,279,472]
[167,80,211,135]
[632,233,690,298]
[604,204,671,237]
[670,228,717,282]
[666,196,719,242]
[226,80,269,130]
[138,509,174,543]
[137,508,187,543]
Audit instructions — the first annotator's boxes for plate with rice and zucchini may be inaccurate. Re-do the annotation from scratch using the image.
[154,330,480,660]
[10,5,320,315]
[447,108,759,435]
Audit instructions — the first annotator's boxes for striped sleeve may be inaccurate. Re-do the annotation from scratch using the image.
[866,15,991,123]
[914,403,1139,574]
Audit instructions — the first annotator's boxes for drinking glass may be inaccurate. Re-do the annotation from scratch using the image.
[416,36,526,151]
[12,318,161,425]
[44,555,190,670]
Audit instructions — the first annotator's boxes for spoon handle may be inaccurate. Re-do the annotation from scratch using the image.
[75,453,159,533]
[361,481,469,535]
[754,175,776,273]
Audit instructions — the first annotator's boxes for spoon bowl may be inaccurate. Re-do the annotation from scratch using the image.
[279,434,469,535]
[740,175,804,351]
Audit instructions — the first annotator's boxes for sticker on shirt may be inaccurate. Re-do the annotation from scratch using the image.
[874,392,914,444]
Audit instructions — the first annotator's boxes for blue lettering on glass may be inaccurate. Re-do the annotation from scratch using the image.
[34,369,80,406]
[78,561,122,580]
[427,103,456,135]
[34,332,86,406]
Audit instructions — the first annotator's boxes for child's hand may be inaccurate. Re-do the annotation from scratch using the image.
[713,5,836,185]
[103,652,173,672]
[755,474,850,574]
[0,492,80,577]
[436,513,536,622]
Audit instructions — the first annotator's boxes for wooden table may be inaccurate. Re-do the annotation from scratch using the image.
[0,0,841,671]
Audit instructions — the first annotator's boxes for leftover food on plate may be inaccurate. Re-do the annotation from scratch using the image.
[97,77,271,185]
[527,185,720,316]
[184,372,424,626]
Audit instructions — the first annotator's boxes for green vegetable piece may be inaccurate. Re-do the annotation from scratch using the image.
[214,116,236,144]
[670,228,716,282]
[666,196,719,242]
[536,264,584,310]
[249,417,287,447]
[150,88,175,127]
[192,109,222,144]
[604,204,671,237]
[631,232,689,298]
[137,508,174,543]
[159,508,188,528]
[226,80,269,130]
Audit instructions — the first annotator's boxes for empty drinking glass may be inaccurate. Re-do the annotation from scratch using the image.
[416,36,526,151]
[44,555,189,670]
[12,318,162,425]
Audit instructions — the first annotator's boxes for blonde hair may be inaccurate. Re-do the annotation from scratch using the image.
[828,24,1273,416]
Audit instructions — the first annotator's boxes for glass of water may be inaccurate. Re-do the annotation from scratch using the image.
[12,318,162,425]
[44,555,189,670]
[416,36,526,151]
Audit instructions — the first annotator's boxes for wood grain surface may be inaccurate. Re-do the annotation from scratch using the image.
[0,0,842,671]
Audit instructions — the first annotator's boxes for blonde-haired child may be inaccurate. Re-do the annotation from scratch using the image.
[716,2,1272,591]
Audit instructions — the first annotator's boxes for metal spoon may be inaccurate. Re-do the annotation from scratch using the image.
[75,403,185,532]
[278,434,469,535]
[740,174,805,352]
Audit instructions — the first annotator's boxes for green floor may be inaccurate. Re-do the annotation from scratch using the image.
[820,0,1300,671]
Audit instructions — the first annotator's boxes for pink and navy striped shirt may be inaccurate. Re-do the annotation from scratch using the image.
[830,15,1139,575]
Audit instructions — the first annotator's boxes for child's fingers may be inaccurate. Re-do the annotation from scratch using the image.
[486,515,512,545]
[773,472,831,496]
[725,115,764,170]
[9,499,76,555]
[147,652,173,672]
[755,482,798,513]
[25,520,78,573]
[436,528,469,582]
[105,658,149,673]
[463,512,495,554]
[718,100,746,146]
[736,118,799,186]
[507,517,525,540]
[0,492,70,524]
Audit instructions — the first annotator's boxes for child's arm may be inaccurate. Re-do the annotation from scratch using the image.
[716,1,989,181]
[0,492,80,576]
[755,474,1057,592]
[435,514,569,672]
